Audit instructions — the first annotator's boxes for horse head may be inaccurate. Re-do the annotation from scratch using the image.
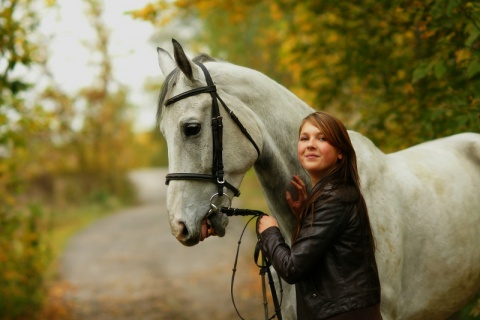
[156,40,263,246]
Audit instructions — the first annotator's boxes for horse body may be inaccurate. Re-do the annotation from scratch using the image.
[353,132,480,319]
[380,134,480,319]
[156,40,480,320]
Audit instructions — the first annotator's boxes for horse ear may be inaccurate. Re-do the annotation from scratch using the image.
[172,39,201,82]
[157,47,176,76]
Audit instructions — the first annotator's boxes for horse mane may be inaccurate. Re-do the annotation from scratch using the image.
[157,54,219,123]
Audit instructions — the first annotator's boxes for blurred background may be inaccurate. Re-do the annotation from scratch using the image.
[1,0,479,319]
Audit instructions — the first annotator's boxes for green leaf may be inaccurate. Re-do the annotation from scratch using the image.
[412,63,431,82]
[467,60,480,78]
[434,61,447,79]
[446,0,458,16]
[465,23,480,47]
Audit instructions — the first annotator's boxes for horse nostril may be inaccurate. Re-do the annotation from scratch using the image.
[178,221,189,239]
[175,221,198,246]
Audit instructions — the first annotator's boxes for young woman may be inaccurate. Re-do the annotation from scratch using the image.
[258,112,382,320]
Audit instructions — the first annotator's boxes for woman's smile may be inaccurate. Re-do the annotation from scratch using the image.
[298,121,342,185]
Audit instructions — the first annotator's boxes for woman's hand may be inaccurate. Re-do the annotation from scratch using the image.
[257,215,279,234]
[286,175,307,216]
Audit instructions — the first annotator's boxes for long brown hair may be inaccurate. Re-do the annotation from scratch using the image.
[293,112,375,250]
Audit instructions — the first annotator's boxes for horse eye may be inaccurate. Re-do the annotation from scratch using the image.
[183,123,201,136]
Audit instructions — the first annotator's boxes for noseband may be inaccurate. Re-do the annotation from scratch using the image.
[164,62,260,199]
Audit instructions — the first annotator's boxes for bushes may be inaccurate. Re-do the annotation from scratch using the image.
[0,205,50,320]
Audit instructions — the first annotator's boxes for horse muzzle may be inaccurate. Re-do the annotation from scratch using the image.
[172,209,229,246]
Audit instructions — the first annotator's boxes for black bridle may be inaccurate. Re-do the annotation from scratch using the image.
[164,62,260,199]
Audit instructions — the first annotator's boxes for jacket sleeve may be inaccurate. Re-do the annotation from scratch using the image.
[260,194,348,284]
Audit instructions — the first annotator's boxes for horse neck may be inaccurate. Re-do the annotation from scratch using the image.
[222,65,388,240]
[231,68,314,238]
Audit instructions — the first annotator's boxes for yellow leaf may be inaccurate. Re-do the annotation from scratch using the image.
[455,49,471,64]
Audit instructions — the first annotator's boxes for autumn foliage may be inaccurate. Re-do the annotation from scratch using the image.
[1,0,479,318]
[134,0,479,151]
[1,0,161,318]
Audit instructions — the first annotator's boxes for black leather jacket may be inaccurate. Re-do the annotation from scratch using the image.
[260,185,381,320]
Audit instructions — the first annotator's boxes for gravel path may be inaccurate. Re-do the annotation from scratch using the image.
[60,168,267,320]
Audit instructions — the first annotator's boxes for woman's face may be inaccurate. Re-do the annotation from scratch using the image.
[297,120,343,185]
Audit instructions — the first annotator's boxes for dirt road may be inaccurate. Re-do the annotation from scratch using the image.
[60,168,267,320]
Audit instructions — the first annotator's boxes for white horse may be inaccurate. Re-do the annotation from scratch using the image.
[156,39,480,320]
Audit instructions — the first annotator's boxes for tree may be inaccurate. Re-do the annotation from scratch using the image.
[133,0,480,151]
[1,0,51,318]
[1,0,150,317]
[37,0,142,203]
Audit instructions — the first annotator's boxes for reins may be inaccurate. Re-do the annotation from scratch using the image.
[221,207,283,320]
